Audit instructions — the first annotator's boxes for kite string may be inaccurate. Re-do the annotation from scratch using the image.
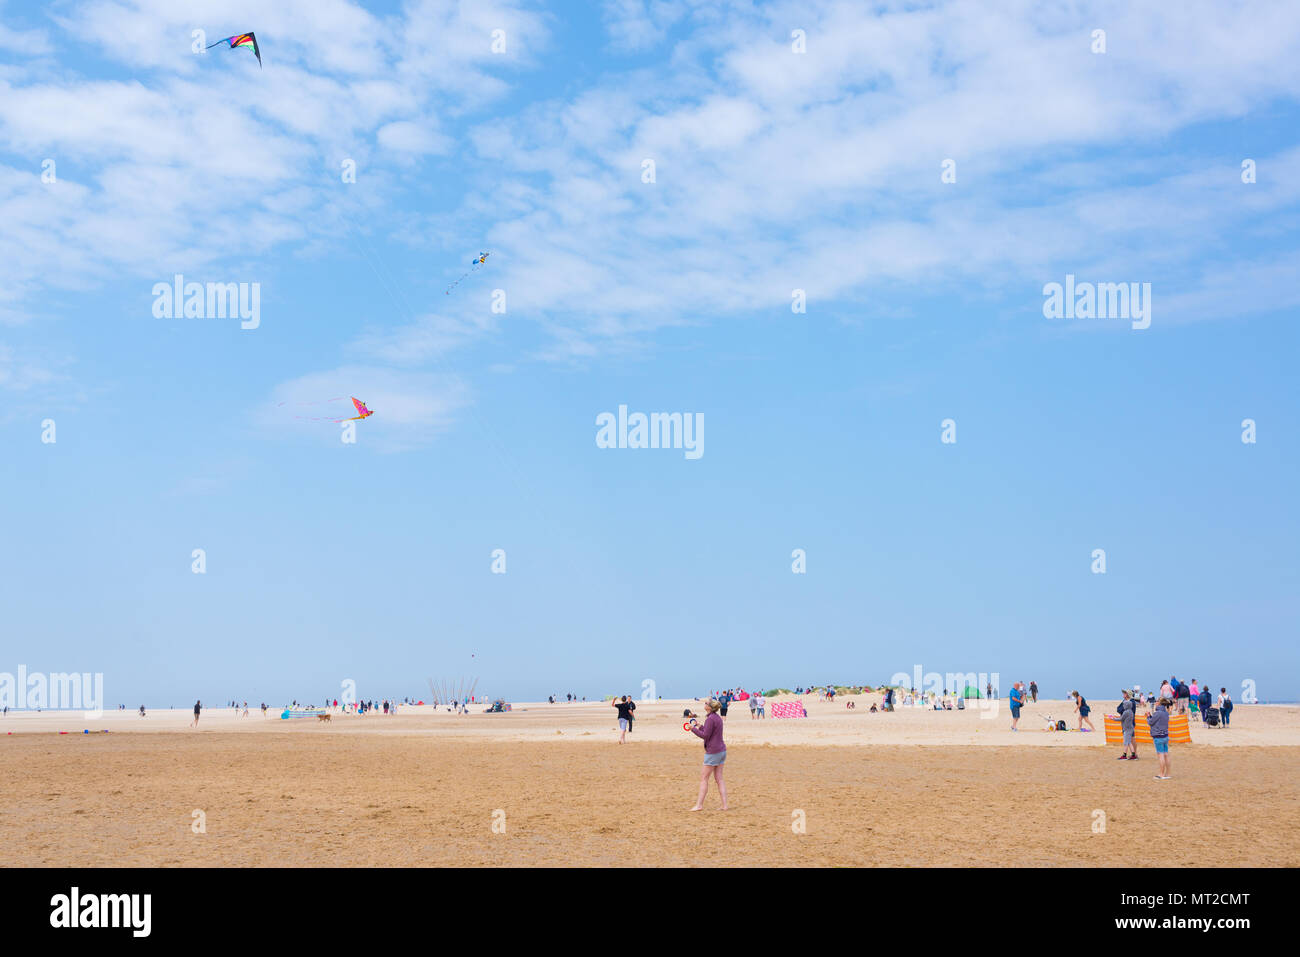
[278,397,346,408]
[329,203,592,592]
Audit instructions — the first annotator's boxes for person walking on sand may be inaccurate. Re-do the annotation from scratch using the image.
[1072,691,1095,732]
[1148,696,1172,779]
[1029,680,1038,703]
[749,692,759,720]
[1008,682,1024,731]
[1116,689,1139,760]
[191,700,201,728]
[1219,688,1233,727]
[613,695,633,744]
[689,699,728,811]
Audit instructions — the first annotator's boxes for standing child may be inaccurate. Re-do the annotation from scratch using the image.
[1148,697,1172,779]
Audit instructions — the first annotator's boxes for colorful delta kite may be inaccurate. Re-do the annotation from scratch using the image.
[445,252,489,294]
[280,396,374,423]
[207,32,261,68]
[344,397,374,421]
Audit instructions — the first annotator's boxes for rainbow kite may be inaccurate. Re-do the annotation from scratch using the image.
[207,32,261,68]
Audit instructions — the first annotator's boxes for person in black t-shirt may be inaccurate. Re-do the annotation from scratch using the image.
[613,695,634,744]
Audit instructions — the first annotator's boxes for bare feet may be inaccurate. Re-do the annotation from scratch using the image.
[689,805,703,811]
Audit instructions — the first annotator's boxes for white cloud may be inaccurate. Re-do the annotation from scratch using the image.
[3,0,1299,376]
[447,0,1300,355]
[376,119,450,155]
[0,4,53,56]
[349,310,496,365]
[257,366,471,452]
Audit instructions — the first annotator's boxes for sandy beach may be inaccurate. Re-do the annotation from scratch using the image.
[3,695,1297,867]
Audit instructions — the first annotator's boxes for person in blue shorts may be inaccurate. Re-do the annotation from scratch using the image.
[1147,696,1172,779]
[1008,682,1024,731]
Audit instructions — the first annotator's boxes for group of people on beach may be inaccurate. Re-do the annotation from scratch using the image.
[1150,677,1234,725]
[1116,690,1176,779]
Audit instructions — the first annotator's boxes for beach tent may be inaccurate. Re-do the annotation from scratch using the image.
[1103,712,1191,745]
[962,686,982,698]
[771,701,807,718]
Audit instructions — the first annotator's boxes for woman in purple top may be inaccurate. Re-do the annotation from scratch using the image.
[689,698,728,811]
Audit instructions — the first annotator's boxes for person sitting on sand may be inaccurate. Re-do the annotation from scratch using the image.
[1072,691,1095,732]
[689,699,728,811]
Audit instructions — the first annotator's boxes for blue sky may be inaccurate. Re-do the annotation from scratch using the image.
[1,0,1297,706]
